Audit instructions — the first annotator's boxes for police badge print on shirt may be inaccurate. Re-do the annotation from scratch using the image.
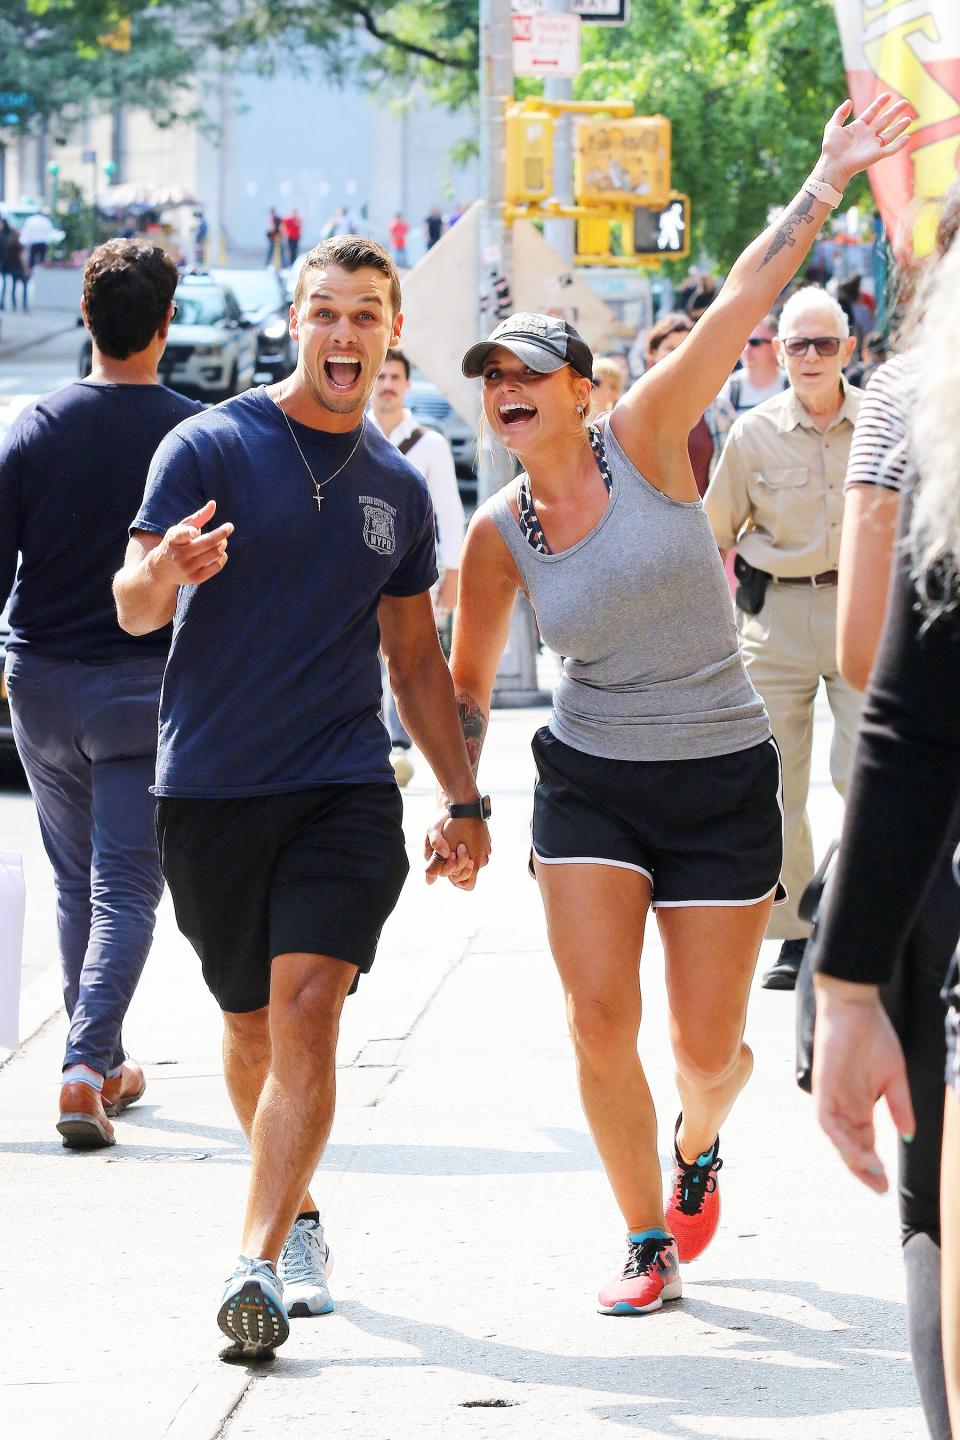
[360,495,397,556]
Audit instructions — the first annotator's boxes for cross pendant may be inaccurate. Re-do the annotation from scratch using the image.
[314,493,324,511]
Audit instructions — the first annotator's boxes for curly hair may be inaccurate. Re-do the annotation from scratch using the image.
[82,240,178,359]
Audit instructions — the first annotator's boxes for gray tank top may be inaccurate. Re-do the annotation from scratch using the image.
[488,419,770,762]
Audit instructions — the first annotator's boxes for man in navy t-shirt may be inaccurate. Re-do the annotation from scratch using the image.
[113,235,491,1361]
[0,238,202,1151]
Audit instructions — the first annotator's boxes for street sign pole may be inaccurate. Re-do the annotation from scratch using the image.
[480,0,548,707]
[543,0,575,264]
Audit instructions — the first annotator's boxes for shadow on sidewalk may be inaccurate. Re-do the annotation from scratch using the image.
[252,1282,913,1429]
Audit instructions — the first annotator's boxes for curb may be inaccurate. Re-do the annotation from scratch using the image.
[0,320,77,361]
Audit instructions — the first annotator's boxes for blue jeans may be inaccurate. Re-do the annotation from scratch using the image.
[4,651,166,1075]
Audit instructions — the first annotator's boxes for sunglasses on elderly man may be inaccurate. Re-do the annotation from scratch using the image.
[746,337,772,347]
[782,336,843,358]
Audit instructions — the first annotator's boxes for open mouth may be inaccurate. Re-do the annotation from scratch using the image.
[498,401,537,427]
[324,353,363,391]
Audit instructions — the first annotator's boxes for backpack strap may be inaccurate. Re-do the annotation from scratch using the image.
[397,427,425,456]
[729,377,741,412]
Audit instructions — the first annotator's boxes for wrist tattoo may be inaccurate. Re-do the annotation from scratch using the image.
[456,689,488,776]
[759,193,817,270]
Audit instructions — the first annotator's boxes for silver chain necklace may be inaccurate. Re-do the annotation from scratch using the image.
[276,396,365,512]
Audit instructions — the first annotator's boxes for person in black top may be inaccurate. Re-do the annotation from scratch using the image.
[812,229,960,1432]
[0,239,202,1149]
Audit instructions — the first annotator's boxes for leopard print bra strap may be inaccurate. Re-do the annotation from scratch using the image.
[516,424,613,555]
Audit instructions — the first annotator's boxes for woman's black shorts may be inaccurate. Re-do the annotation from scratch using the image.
[531,726,786,908]
[156,784,409,1012]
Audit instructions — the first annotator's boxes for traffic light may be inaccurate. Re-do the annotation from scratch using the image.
[575,116,671,209]
[505,106,555,205]
[632,194,691,261]
[576,216,612,257]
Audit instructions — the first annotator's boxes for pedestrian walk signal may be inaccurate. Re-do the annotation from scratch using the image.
[632,194,690,260]
[505,106,555,204]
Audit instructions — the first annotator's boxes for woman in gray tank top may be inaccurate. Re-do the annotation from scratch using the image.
[441,96,910,1317]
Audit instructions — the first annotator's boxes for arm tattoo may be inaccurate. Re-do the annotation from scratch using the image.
[456,689,488,777]
[759,193,817,270]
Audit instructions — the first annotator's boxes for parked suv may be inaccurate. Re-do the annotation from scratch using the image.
[210,267,294,384]
[78,274,257,403]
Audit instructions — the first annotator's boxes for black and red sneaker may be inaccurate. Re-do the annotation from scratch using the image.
[664,1114,723,1263]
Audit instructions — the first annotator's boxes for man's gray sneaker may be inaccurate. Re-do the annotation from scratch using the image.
[217,1256,289,1361]
[278,1217,335,1317]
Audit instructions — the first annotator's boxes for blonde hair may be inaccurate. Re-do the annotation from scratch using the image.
[909,232,960,614]
[592,357,625,397]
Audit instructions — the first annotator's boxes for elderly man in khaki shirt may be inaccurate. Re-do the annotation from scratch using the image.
[704,286,863,991]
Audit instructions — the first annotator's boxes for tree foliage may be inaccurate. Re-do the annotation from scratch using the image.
[575,0,854,265]
[1,0,200,133]
[10,0,856,264]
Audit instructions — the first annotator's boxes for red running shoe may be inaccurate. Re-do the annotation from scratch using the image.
[597,1234,682,1315]
[664,1114,723,1262]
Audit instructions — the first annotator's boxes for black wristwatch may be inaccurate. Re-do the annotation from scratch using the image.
[446,795,492,821]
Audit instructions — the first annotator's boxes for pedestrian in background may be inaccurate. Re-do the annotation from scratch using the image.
[0,239,202,1148]
[370,346,466,785]
[282,209,302,266]
[2,229,29,310]
[449,95,909,1318]
[589,356,625,417]
[388,212,410,268]
[717,315,787,417]
[19,210,54,269]
[846,327,888,389]
[265,207,281,267]
[424,205,444,250]
[644,313,734,495]
[811,225,960,1437]
[704,287,863,992]
[113,235,489,1362]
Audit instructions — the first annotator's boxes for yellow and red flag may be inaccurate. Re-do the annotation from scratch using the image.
[833,1,960,257]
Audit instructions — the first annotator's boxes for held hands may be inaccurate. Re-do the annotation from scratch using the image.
[154,498,233,587]
[424,811,492,891]
[812,975,916,1195]
[817,93,913,192]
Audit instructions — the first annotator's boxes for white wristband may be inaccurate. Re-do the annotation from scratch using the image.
[804,175,844,209]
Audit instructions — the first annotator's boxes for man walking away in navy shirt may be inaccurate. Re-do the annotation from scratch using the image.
[113,235,491,1361]
[0,239,203,1148]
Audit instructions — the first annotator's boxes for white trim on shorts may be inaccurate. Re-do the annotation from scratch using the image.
[531,849,654,887]
[531,736,788,909]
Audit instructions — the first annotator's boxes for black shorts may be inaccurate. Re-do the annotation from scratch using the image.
[531,726,786,908]
[156,784,409,1012]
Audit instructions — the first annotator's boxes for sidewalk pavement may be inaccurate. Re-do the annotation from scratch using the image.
[0,304,78,359]
[0,700,923,1439]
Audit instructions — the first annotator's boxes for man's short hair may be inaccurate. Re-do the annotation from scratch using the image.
[384,347,411,379]
[82,239,178,359]
[778,285,850,340]
[294,235,402,316]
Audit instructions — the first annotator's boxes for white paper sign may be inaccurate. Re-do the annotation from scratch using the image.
[0,852,25,1051]
[512,12,582,77]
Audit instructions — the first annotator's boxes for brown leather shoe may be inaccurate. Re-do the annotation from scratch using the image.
[57,1081,116,1149]
[101,1059,146,1117]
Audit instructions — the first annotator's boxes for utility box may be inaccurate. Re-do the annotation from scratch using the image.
[505,107,555,205]
[575,115,671,209]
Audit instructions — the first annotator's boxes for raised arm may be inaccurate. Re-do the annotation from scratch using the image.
[448,507,522,781]
[612,95,912,473]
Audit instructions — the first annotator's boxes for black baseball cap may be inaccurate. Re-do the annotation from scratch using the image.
[462,312,594,380]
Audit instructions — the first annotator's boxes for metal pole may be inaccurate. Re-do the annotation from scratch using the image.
[543,0,574,263]
[479,0,550,707]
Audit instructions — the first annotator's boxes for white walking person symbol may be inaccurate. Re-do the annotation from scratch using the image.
[658,202,685,251]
